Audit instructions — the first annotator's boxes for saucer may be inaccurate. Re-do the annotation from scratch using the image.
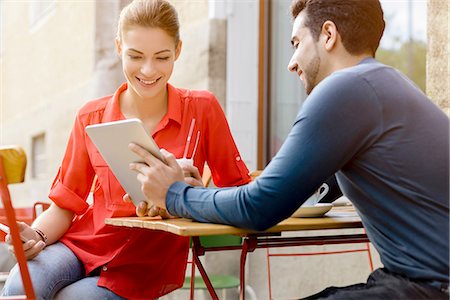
[291,203,333,218]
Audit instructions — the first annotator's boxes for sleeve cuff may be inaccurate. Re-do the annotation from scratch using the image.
[166,181,190,216]
[48,180,89,215]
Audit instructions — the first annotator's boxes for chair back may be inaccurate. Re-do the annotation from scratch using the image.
[249,170,262,181]
[0,146,35,300]
[202,165,212,187]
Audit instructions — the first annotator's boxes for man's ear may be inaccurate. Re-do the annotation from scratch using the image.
[175,40,182,60]
[321,20,338,52]
[115,37,123,56]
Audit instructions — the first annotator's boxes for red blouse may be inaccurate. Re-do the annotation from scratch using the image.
[48,83,250,299]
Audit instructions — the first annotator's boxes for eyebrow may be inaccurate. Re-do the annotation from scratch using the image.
[127,48,171,55]
[127,48,144,55]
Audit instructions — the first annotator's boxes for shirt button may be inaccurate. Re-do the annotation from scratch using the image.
[236,156,241,161]
[102,265,108,272]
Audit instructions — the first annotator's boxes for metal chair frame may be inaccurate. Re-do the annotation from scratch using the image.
[0,146,35,299]
[250,170,373,299]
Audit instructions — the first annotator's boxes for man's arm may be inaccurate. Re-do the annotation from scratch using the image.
[165,73,382,230]
[130,73,381,230]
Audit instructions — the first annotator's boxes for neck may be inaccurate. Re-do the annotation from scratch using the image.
[120,85,168,123]
[329,52,373,74]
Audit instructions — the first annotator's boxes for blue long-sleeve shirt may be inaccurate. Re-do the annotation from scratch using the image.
[167,58,449,283]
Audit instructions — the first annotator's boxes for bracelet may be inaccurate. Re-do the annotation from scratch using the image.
[33,228,48,245]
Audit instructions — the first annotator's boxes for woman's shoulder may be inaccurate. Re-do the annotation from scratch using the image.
[174,87,217,103]
[78,95,113,116]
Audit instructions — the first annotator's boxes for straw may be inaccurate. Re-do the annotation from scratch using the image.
[191,131,201,159]
[183,118,196,158]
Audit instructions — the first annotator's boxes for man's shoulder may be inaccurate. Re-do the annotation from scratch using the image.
[318,60,391,98]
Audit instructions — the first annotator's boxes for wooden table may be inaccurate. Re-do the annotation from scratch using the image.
[106,206,368,300]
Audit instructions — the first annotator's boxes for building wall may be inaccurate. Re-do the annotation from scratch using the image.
[427,0,449,114]
[0,0,213,206]
[1,1,96,205]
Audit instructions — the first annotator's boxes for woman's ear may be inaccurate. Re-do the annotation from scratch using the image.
[115,37,123,56]
[321,20,338,52]
[175,40,182,60]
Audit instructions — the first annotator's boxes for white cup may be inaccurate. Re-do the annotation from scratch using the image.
[176,158,194,177]
[301,183,330,207]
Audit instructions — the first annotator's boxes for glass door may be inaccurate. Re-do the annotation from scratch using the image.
[266,0,307,164]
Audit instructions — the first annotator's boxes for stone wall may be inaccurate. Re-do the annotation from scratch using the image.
[427,0,449,114]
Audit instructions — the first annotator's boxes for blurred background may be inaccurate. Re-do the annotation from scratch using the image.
[0,0,448,299]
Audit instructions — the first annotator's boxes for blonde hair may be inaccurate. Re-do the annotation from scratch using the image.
[117,0,180,44]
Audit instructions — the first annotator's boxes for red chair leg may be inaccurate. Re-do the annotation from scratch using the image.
[0,158,35,300]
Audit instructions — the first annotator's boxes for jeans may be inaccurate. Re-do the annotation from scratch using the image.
[303,268,449,300]
[1,242,125,300]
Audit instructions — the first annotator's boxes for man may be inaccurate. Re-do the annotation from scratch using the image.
[129,0,449,298]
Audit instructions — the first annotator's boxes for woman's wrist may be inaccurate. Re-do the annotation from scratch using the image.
[33,227,48,245]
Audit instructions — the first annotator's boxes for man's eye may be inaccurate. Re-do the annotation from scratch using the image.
[129,55,142,60]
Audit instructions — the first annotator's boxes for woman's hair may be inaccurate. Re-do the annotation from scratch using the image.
[117,0,180,44]
[290,0,385,56]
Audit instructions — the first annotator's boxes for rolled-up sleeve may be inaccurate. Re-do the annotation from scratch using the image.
[204,95,251,187]
[48,113,96,215]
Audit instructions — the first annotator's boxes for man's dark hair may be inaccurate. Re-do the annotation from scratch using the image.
[290,0,385,56]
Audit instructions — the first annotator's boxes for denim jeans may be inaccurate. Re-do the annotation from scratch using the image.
[1,242,125,300]
[303,268,449,300]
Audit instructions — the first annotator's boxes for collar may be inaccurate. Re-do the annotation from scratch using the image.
[102,83,182,126]
[164,83,182,126]
[102,83,127,122]
[358,57,377,65]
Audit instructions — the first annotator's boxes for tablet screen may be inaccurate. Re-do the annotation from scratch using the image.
[86,118,164,206]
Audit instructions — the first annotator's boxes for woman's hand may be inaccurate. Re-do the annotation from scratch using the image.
[123,194,176,219]
[5,222,45,260]
[181,164,204,187]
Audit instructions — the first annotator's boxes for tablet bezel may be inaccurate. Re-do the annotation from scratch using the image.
[85,118,164,207]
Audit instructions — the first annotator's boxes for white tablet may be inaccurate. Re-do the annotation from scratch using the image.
[85,118,165,207]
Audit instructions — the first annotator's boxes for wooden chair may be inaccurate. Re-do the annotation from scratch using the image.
[249,170,373,299]
[0,145,35,299]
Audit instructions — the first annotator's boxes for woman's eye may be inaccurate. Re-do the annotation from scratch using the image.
[157,57,170,61]
[128,55,142,60]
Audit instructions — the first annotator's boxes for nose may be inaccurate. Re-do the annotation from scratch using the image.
[140,59,155,76]
[287,56,298,73]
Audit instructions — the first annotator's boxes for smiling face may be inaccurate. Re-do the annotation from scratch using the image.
[116,26,181,101]
[287,13,323,95]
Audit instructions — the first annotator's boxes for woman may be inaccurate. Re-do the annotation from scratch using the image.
[1,1,250,299]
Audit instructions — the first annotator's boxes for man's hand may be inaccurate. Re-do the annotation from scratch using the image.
[128,143,184,210]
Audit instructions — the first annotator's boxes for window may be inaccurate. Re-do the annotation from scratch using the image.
[29,0,55,29]
[378,0,427,91]
[261,0,427,165]
[32,133,47,179]
[0,0,5,57]
[265,0,307,164]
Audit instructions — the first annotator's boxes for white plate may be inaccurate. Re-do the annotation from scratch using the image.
[291,203,333,218]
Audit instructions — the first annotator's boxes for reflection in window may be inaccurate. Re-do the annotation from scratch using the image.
[378,0,427,91]
[0,0,4,57]
[265,0,427,165]
[32,133,47,179]
[268,0,307,164]
[29,0,55,28]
